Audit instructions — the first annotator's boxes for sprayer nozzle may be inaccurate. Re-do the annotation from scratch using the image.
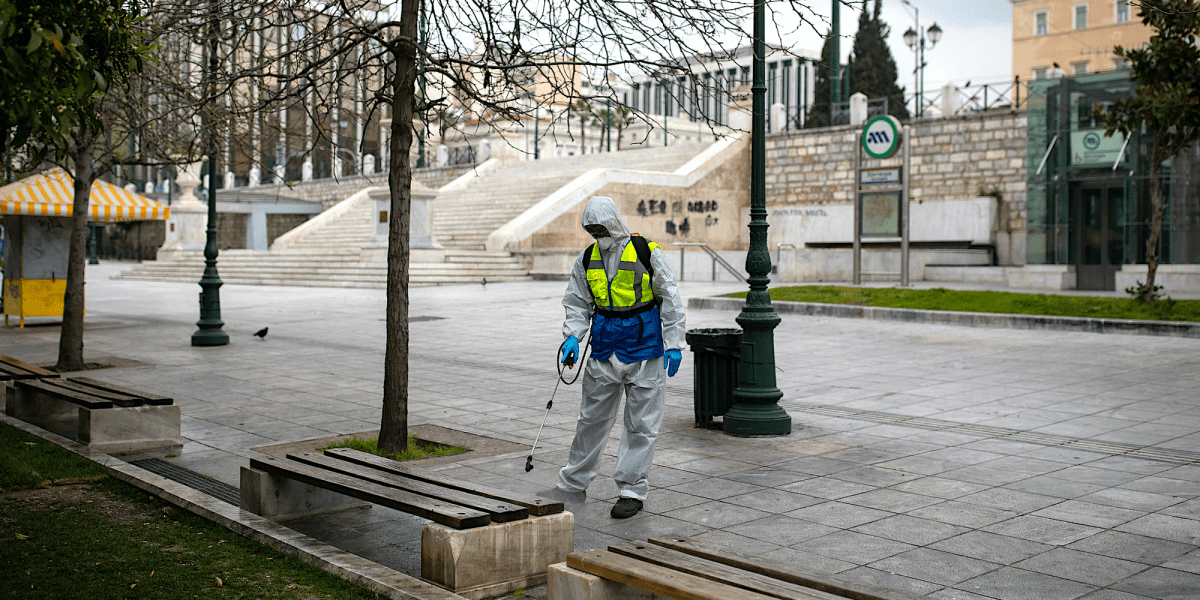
[525,456,534,472]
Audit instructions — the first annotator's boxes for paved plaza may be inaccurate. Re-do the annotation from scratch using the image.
[4,261,1200,600]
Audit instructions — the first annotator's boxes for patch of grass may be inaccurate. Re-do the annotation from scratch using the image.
[730,286,1200,322]
[0,422,107,491]
[319,435,468,462]
[0,478,379,599]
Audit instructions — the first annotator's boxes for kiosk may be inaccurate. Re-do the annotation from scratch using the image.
[1,168,169,326]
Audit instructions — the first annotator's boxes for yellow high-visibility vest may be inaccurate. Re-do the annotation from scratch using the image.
[583,236,661,314]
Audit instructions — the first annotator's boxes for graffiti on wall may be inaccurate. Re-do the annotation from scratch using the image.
[638,198,722,236]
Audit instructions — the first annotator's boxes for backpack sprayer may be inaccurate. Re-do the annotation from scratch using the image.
[525,334,590,472]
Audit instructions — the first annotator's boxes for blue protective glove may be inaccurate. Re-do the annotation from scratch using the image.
[664,349,683,377]
[560,336,579,368]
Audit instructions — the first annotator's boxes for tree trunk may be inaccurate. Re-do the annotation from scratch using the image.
[1141,141,1166,303]
[378,0,420,455]
[57,131,96,371]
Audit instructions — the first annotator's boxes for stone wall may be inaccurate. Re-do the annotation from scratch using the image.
[216,213,248,250]
[765,110,1026,218]
[521,143,751,253]
[763,109,1029,265]
[267,214,309,246]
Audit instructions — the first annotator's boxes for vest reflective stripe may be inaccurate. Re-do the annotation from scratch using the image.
[585,239,660,312]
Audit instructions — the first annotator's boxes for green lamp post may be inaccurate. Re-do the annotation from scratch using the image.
[191,0,228,347]
[723,0,790,437]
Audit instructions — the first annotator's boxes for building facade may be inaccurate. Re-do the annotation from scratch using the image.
[1011,0,1151,80]
[1025,71,1200,291]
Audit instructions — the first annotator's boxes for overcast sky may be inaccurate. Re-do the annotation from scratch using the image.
[776,0,1014,92]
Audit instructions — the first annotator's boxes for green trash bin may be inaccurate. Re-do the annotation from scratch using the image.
[685,328,742,427]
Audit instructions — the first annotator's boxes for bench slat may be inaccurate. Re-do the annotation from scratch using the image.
[0,355,59,379]
[287,452,529,523]
[68,377,173,406]
[15,379,113,409]
[42,379,144,407]
[566,549,780,600]
[324,447,563,516]
[249,455,491,529]
[648,536,928,600]
[608,542,846,600]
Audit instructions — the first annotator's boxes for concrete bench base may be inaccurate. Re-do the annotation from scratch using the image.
[548,563,661,600]
[423,512,574,600]
[240,466,373,520]
[240,464,574,600]
[5,385,182,454]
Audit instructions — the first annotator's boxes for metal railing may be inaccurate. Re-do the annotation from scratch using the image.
[789,97,890,129]
[673,242,746,283]
[775,242,797,272]
[907,77,1027,118]
[443,145,477,167]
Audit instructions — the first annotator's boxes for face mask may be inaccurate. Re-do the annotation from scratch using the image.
[596,236,615,250]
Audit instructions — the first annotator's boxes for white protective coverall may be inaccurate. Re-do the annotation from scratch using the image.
[558,197,686,501]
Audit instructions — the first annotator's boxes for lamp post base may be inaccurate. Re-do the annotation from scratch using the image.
[191,325,229,347]
[191,275,228,347]
[722,402,791,437]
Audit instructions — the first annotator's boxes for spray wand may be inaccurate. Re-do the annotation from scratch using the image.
[525,336,586,472]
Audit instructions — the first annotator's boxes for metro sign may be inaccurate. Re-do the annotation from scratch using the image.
[862,115,902,160]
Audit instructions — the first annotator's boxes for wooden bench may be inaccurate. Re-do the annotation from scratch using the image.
[240,447,574,600]
[0,355,59,381]
[5,376,182,455]
[550,535,927,600]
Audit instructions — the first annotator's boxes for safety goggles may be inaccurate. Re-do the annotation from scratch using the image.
[584,224,610,239]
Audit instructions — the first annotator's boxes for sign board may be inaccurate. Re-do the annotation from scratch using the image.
[1071,129,1126,166]
[861,168,901,186]
[862,116,902,159]
[861,191,901,237]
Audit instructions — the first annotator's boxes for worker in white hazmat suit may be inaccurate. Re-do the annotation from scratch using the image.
[556,196,685,519]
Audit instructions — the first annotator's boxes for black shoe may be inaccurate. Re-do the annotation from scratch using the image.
[610,497,643,519]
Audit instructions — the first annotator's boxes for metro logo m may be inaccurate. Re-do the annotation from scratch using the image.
[867,131,891,145]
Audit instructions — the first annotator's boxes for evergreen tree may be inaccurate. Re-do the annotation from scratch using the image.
[848,0,909,120]
[806,30,835,128]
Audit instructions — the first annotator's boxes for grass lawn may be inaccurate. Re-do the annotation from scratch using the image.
[730,286,1200,322]
[319,435,468,462]
[0,422,379,599]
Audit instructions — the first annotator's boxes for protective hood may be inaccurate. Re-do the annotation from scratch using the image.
[581,196,631,242]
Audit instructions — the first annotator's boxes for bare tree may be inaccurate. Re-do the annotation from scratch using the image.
[48,3,216,371]
[209,0,826,453]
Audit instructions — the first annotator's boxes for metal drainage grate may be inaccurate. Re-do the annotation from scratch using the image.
[130,458,241,505]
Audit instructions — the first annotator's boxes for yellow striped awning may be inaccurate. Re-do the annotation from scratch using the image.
[0,167,170,222]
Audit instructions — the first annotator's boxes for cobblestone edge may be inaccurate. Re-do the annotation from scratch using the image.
[689,297,1200,338]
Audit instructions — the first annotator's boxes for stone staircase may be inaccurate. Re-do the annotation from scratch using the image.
[433,144,709,250]
[114,143,710,288]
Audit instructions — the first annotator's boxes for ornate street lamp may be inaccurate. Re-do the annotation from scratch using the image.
[902,1,942,118]
[191,0,228,347]
[723,0,790,437]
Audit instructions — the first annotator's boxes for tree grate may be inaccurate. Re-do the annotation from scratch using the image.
[130,458,241,505]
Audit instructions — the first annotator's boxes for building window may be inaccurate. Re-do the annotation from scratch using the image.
[1074,3,1088,29]
[1116,0,1130,23]
[1035,10,1048,35]
[1072,61,1089,75]
[1034,67,1049,80]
